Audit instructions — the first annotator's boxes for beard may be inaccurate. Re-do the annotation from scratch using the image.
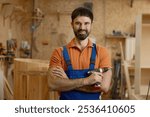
[73,29,90,40]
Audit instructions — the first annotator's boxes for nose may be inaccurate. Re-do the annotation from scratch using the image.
[79,24,86,30]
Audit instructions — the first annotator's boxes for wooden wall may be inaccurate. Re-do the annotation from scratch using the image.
[0,0,150,60]
[0,0,32,57]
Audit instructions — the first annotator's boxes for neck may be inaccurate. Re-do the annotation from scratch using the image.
[75,37,89,50]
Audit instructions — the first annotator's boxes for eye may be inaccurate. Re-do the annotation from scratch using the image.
[85,22,90,25]
[75,22,81,25]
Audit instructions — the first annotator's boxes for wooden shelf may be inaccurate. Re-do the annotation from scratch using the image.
[105,35,126,39]
[141,66,150,69]
[142,24,150,27]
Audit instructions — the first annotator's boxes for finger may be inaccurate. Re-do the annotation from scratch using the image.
[53,73,63,78]
[55,67,65,74]
[56,66,63,70]
[95,72,103,77]
[52,69,68,79]
[52,68,64,74]
[52,70,63,76]
[52,72,64,78]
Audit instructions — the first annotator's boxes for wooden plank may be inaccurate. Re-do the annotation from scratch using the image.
[135,14,150,97]
[0,67,4,99]
[0,56,13,99]
[135,15,142,94]
[14,58,59,100]
[120,42,144,99]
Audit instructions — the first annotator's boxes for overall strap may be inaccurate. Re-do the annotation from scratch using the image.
[89,43,96,69]
[63,46,73,70]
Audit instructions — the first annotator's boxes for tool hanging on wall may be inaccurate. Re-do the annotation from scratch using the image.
[130,0,134,8]
[30,7,45,54]
[31,8,44,31]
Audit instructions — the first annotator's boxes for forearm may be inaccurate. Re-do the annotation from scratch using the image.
[77,69,112,93]
[48,68,88,91]
[48,67,105,92]
[49,77,85,91]
[100,69,112,93]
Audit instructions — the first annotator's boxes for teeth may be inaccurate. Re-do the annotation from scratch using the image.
[79,31,86,34]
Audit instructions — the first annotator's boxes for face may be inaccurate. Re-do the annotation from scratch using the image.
[72,16,92,41]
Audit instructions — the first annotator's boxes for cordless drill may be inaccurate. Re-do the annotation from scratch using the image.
[87,68,110,87]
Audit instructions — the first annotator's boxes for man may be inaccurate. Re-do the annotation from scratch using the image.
[48,7,112,100]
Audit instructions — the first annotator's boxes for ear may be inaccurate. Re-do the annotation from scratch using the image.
[71,22,73,28]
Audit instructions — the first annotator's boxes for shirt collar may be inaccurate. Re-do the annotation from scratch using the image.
[67,38,93,48]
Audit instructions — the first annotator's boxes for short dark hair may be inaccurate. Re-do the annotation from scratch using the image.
[71,7,93,22]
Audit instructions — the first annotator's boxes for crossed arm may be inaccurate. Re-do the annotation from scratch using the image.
[47,66,112,93]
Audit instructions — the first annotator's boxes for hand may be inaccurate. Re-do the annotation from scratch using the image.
[51,66,68,79]
[86,71,103,86]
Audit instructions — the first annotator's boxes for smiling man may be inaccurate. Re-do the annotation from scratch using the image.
[48,7,112,100]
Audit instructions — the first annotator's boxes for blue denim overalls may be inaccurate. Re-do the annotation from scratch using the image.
[60,43,100,100]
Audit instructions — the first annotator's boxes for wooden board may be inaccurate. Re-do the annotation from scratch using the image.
[14,58,59,100]
[135,14,150,97]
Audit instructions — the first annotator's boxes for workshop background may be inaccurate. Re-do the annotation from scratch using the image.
[0,0,150,100]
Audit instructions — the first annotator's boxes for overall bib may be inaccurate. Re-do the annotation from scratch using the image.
[60,43,100,100]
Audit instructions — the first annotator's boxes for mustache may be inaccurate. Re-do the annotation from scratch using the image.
[77,29,87,33]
